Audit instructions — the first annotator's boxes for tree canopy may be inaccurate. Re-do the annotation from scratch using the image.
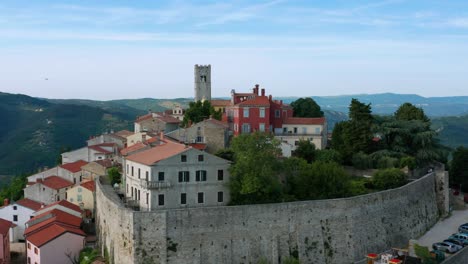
[182,100,222,127]
[395,102,429,122]
[292,139,316,163]
[450,147,468,190]
[290,97,324,118]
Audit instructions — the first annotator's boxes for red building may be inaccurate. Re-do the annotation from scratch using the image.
[225,85,292,136]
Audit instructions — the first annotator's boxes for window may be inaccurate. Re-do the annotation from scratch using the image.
[242,123,250,134]
[34,247,38,254]
[196,136,204,143]
[283,110,287,118]
[275,110,280,118]
[79,175,82,182]
[74,178,76,184]
[138,190,141,201]
[131,187,134,197]
[138,168,141,179]
[28,257,31,264]
[198,192,204,204]
[315,127,320,134]
[217,170,224,181]
[146,171,149,181]
[127,184,129,193]
[30,216,34,219]
[293,127,298,134]
[131,166,134,176]
[218,191,224,203]
[126,164,129,175]
[302,127,307,134]
[78,187,82,192]
[181,155,187,162]
[158,194,164,206]
[283,127,287,133]
[158,172,165,181]
[259,123,265,132]
[65,192,68,199]
[70,198,74,202]
[146,193,149,204]
[28,243,31,249]
[13,215,18,221]
[196,170,207,181]
[13,205,17,210]
[243,108,249,118]
[198,155,204,162]
[234,124,238,132]
[181,193,187,204]
[178,171,190,182]
[259,108,265,118]
[77,195,82,202]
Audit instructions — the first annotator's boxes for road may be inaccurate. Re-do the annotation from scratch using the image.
[417,209,468,248]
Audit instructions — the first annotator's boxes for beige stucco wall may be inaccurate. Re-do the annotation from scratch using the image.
[67,185,94,213]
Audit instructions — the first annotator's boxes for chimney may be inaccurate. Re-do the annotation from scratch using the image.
[255,84,259,95]
[261,88,265,96]
[3,198,9,206]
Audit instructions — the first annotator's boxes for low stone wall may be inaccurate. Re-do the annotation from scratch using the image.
[97,173,441,264]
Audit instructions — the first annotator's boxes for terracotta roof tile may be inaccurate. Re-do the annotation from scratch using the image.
[237,96,270,106]
[283,117,326,125]
[16,198,42,211]
[60,160,88,173]
[135,113,153,123]
[126,140,188,166]
[210,99,232,106]
[88,145,113,154]
[26,209,82,235]
[0,218,16,236]
[40,176,74,190]
[120,142,149,156]
[114,130,134,137]
[37,200,82,214]
[156,115,182,124]
[80,181,95,192]
[189,143,207,150]
[205,118,229,128]
[94,159,114,168]
[27,223,85,247]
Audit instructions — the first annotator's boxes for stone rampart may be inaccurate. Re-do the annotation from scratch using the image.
[97,173,440,264]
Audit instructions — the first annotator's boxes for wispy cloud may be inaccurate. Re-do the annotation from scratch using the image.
[447,18,468,28]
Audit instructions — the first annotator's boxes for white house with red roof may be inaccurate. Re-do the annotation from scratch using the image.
[0,198,41,242]
[25,205,85,264]
[24,176,74,205]
[61,143,117,164]
[33,200,82,219]
[58,160,89,184]
[124,137,231,211]
[0,218,16,264]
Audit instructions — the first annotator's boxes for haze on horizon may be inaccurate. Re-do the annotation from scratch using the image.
[1,0,468,100]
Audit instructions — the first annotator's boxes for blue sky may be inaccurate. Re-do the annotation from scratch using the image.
[1,0,468,100]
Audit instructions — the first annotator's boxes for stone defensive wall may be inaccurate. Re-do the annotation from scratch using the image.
[96,172,444,264]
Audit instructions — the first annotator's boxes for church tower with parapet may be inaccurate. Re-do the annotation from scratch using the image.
[194,64,211,102]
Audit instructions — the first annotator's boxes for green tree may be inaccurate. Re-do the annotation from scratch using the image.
[315,149,343,164]
[292,140,316,163]
[107,167,121,185]
[290,97,324,118]
[288,161,350,200]
[215,149,235,162]
[182,101,222,127]
[373,168,407,190]
[228,132,283,205]
[450,147,468,188]
[395,102,430,122]
[0,173,27,202]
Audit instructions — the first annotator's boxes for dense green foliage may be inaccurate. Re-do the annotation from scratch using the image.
[373,168,407,190]
[290,97,324,118]
[331,100,446,168]
[292,140,316,163]
[182,100,222,127]
[228,133,283,204]
[0,92,135,175]
[107,167,122,186]
[0,174,27,202]
[79,247,100,264]
[432,115,468,149]
[449,147,468,190]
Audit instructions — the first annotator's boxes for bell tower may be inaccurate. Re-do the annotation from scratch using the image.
[194,64,211,102]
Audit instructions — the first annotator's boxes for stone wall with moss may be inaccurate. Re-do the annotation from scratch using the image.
[97,172,441,264]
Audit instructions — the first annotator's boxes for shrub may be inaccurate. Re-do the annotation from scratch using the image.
[373,168,407,190]
[352,152,373,169]
[376,156,399,169]
[400,156,416,170]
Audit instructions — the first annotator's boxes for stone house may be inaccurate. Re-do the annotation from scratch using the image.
[134,112,181,134]
[0,218,15,264]
[66,181,95,217]
[165,118,230,154]
[24,176,74,205]
[275,117,328,150]
[86,131,129,149]
[81,159,115,181]
[61,143,117,164]
[124,138,231,211]
[0,198,41,242]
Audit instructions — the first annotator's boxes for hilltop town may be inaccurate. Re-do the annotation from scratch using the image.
[0,65,464,264]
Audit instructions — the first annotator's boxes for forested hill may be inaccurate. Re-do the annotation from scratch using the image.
[0,92,138,176]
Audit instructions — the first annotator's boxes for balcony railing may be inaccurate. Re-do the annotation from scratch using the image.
[140,180,171,189]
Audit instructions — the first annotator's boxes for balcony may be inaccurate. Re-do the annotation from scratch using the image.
[140,180,171,190]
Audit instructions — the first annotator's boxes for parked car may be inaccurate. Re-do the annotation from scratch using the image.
[458,223,468,233]
[444,239,464,247]
[433,242,461,253]
[449,233,468,245]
